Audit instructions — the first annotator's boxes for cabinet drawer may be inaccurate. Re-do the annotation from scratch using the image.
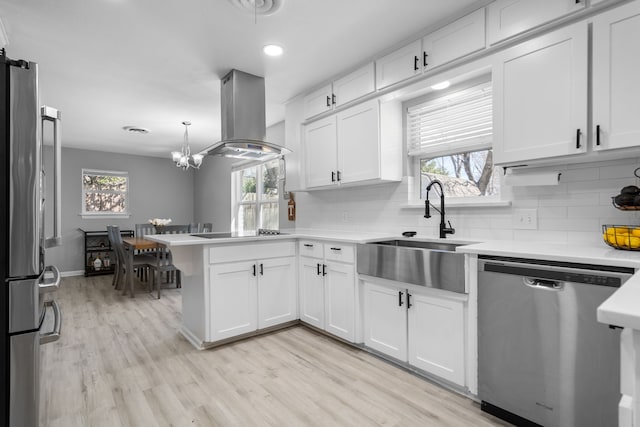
[324,243,354,264]
[299,240,323,259]
[209,241,296,264]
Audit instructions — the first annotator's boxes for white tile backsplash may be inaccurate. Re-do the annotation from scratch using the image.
[293,158,640,243]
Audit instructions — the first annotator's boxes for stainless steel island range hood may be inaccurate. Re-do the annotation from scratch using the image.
[199,69,290,161]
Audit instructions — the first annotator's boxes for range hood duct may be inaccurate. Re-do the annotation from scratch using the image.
[200,69,290,161]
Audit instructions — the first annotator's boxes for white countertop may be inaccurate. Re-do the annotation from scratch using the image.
[457,240,640,269]
[144,229,399,246]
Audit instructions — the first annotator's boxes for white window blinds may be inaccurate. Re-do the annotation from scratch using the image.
[407,81,492,157]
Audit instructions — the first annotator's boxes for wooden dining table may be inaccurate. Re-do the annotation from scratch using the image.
[122,236,163,297]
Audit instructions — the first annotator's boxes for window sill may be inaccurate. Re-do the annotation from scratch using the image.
[402,199,511,209]
[80,213,131,219]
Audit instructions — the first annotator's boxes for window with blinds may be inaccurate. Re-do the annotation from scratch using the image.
[407,81,492,157]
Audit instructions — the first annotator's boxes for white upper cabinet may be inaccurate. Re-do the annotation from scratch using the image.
[422,8,486,71]
[376,40,422,90]
[303,99,402,190]
[333,63,376,108]
[304,115,337,188]
[493,22,588,165]
[487,0,585,45]
[592,0,640,152]
[303,63,375,120]
[376,9,485,90]
[303,84,333,120]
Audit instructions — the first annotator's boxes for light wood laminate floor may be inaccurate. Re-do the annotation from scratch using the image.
[40,275,510,427]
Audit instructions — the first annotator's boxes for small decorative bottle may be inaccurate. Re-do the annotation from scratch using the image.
[88,254,95,271]
[103,253,110,269]
[93,253,102,271]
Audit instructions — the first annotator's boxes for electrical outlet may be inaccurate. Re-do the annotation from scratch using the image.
[342,211,349,222]
[513,208,538,230]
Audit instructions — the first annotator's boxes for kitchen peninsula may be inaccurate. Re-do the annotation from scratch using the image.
[145,230,394,350]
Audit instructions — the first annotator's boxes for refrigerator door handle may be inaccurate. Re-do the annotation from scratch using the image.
[42,106,62,248]
[40,300,61,345]
[39,265,61,294]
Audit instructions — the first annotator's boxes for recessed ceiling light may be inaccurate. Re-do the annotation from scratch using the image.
[431,81,451,90]
[122,125,150,134]
[263,44,283,57]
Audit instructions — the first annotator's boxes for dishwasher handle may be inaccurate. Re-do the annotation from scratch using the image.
[523,277,563,291]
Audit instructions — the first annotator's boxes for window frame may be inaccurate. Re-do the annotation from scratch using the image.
[231,159,280,233]
[80,168,130,218]
[404,75,503,204]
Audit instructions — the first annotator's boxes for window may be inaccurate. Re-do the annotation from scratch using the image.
[406,77,500,200]
[81,169,129,217]
[232,159,280,233]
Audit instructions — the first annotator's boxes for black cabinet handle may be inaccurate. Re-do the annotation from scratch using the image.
[252,264,256,276]
[304,243,314,248]
[407,292,412,309]
[398,291,403,307]
[332,94,336,105]
[322,264,327,276]
[423,51,428,67]
[260,263,264,275]
[576,129,581,149]
[317,263,321,275]
[330,247,342,251]
[337,171,341,182]
[596,125,601,146]
[326,96,331,107]
[331,171,336,182]
[413,55,419,71]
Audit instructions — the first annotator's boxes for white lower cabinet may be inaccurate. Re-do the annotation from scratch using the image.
[298,240,356,342]
[407,293,465,385]
[209,261,258,342]
[208,242,296,343]
[363,281,466,386]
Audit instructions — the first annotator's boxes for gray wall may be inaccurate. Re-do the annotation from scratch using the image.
[44,146,195,273]
[194,121,290,231]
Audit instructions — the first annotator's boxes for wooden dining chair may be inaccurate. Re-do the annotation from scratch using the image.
[134,223,158,281]
[107,225,156,293]
[151,224,188,296]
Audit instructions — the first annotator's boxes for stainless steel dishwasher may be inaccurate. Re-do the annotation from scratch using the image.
[477,255,633,427]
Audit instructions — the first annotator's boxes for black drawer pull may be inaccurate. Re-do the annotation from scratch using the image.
[330,247,342,251]
[303,243,314,248]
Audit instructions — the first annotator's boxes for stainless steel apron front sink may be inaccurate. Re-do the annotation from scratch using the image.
[356,239,467,293]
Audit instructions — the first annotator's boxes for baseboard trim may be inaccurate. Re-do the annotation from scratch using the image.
[61,270,84,277]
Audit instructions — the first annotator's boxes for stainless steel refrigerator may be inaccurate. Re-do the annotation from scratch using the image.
[0,49,62,426]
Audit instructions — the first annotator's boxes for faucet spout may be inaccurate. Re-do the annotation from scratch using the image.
[425,179,455,239]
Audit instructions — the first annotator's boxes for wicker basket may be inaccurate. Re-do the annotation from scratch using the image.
[602,224,640,250]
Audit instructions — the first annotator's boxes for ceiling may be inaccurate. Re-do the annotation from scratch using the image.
[0,0,486,158]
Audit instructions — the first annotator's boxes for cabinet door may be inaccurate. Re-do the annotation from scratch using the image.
[333,63,375,108]
[363,282,407,361]
[303,83,333,119]
[324,261,356,342]
[422,8,485,71]
[304,116,337,188]
[375,39,421,90]
[408,293,465,386]
[209,261,257,342]
[487,0,585,45]
[299,257,325,329]
[337,99,380,184]
[493,23,588,165]
[257,257,297,329]
[593,1,640,152]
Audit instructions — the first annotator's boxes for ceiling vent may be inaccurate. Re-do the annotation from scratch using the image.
[227,0,284,16]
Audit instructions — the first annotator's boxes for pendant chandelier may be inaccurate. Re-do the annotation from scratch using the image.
[171,121,203,170]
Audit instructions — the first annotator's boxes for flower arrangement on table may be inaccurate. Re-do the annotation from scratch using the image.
[148,218,172,227]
